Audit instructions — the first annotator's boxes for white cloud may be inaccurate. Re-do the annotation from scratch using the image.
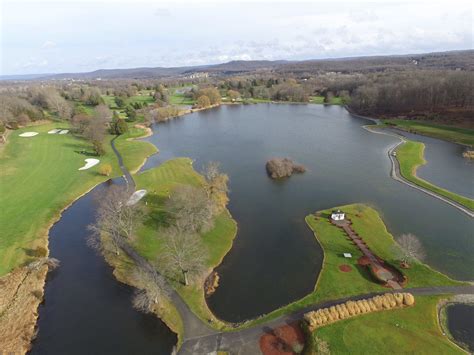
[41,40,56,49]
[2,0,472,74]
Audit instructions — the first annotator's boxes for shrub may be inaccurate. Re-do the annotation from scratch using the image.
[266,158,306,179]
[304,293,415,331]
[99,164,113,176]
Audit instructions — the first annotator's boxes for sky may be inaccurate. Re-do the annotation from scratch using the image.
[1,0,472,75]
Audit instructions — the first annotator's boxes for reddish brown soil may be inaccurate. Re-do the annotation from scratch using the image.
[339,264,352,272]
[259,322,305,355]
[357,256,371,266]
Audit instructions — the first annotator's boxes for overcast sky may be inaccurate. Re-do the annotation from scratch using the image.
[1,0,472,75]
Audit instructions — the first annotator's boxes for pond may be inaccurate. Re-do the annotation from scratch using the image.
[446,303,474,352]
[30,181,176,354]
[143,104,474,322]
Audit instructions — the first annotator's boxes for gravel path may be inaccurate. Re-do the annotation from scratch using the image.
[364,126,473,218]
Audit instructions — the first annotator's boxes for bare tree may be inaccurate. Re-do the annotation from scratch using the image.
[88,185,141,256]
[156,227,207,286]
[166,185,214,234]
[45,89,73,119]
[131,266,169,313]
[27,257,60,271]
[94,104,112,124]
[202,161,230,213]
[83,116,108,155]
[395,233,426,267]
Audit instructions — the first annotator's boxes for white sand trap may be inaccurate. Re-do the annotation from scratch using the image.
[59,129,69,135]
[19,132,39,137]
[78,158,100,170]
[126,189,147,206]
[48,129,61,134]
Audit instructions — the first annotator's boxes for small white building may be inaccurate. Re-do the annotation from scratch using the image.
[331,209,345,221]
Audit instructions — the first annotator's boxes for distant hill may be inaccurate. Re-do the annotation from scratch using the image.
[1,50,472,81]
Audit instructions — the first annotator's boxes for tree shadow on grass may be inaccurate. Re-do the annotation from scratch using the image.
[354,264,378,284]
[142,195,173,230]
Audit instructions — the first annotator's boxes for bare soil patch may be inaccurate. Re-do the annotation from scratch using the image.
[259,322,305,355]
[339,264,353,272]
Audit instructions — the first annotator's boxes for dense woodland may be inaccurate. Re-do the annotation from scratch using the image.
[1,51,473,135]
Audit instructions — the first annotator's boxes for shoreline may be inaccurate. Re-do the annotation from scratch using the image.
[0,125,152,353]
[363,125,474,217]
[0,178,112,353]
[437,296,474,354]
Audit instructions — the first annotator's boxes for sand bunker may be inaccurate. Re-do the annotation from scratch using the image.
[59,130,69,135]
[48,129,61,134]
[19,132,38,137]
[78,159,100,170]
[126,189,147,206]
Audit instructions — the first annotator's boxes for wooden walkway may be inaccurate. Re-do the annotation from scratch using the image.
[332,219,403,289]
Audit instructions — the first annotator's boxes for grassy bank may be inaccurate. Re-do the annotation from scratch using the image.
[396,140,474,210]
[238,204,461,328]
[310,96,344,105]
[131,158,237,330]
[306,295,462,354]
[383,119,474,146]
[113,125,157,173]
[0,122,154,276]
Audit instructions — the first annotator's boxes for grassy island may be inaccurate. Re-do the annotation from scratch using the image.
[105,158,238,342]
[396,140,474,211]
[237,204,461,329]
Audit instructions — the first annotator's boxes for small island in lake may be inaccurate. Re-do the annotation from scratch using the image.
[266,158,306,179]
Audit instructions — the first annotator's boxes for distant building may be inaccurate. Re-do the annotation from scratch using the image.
[331,209,345,221]
[187,72,209,79]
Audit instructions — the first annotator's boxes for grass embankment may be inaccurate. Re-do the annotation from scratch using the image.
[118,159,237,335]
[0,122,155,276]
[383,119,474,146]
[310,96,344,105]
[306,295,463,354]
[238,204,461,328]
[396,140,474,211]
[113,125,157,173]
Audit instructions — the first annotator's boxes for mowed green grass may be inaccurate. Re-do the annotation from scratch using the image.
[102,92,155,110]
[114,126,157,173]
[310,295,462,354]
[384,119,474,146]
[169,89,195,106]
[0,123,122,275]
[396,141,474,210]
[310,96,343,105]
[0,122,156,276]
[132,158,237,329]
[238,204,460,328]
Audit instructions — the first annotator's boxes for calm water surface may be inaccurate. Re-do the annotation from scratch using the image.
[31,181,176,354]
[32,104,473,351]
[389,129,473,198]
[143,104,474,322]
[447,304,474,352]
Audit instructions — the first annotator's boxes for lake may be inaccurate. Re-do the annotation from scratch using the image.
[143,104,473,322]
[32,103,473,351]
